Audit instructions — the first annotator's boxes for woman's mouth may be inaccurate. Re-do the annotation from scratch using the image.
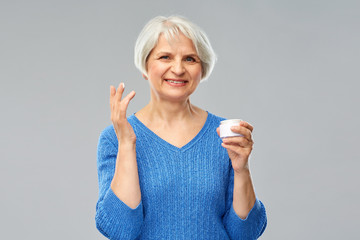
[165,79,188,86]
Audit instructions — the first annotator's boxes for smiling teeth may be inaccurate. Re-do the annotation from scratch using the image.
[167,80,185,83]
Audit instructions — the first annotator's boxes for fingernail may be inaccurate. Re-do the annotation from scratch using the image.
[121,83,125,89]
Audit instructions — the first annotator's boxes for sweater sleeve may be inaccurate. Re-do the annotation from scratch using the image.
[95,127,143,240]
[222,168,267,240]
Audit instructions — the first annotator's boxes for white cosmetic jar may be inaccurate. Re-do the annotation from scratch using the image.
[219,119,243,138]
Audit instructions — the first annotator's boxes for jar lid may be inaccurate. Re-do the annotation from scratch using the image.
[220,119,242,125]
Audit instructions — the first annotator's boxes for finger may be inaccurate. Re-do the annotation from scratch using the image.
[221,142,241,153]
[222,142,253,153]
[216,127,220,136]
[240,121,254,132]
[124,90,136,103]
[119,91,136,117]
[110,85,116,107]
[230,125,252,140]
[222,136,253,147]
[115,82,125,102]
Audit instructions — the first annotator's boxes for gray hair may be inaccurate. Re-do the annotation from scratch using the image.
[134,15,217,81]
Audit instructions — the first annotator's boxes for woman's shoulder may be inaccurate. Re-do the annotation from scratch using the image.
[99,115,136,141]
[207,111,227,124]
[99,125,116,143]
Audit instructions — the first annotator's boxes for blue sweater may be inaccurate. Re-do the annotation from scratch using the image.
[96,112,267,239]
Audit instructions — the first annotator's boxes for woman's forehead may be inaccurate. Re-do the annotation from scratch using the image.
[153,33,197,53]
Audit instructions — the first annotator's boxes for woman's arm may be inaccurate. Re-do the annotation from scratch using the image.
[111,141,141,209]
[218,122,267,239]
[232,168,256,219]
[222,168,267,240]
[109,83,141,209]
[95,83,143,240]
[219,121,256,218]
[96,131,143,240]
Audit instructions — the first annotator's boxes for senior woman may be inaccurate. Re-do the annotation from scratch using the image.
[96,15,267,239]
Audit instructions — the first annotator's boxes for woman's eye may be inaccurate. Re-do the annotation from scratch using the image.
[185,57,196,62]
[159,56,169,60]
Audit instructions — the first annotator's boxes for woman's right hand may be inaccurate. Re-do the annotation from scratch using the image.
[110,83,136,145]
[109,83,141,209]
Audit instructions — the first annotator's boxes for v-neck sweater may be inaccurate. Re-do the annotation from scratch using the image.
[96,112,267,240]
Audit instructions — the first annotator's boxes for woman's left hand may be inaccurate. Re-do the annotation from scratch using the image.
[217,121,254,174]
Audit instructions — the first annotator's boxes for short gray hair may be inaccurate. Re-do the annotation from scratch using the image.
[134,15,217,81]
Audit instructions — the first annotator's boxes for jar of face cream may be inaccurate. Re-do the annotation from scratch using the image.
[219,119,244,138]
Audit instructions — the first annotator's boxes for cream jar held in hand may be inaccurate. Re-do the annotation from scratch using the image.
[219,119,244,138]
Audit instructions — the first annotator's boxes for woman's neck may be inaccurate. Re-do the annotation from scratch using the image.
[136,97,204,125]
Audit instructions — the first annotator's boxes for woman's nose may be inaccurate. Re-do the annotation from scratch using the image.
[171,59,185,75]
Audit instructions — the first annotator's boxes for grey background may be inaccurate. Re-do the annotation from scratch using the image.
[1,0,359,239]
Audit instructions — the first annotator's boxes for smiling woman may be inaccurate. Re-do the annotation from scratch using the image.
[134,15,216,82]
[144,33,202,102]
[95,15,267,240]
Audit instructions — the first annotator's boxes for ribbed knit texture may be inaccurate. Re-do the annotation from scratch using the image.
[96,112,267,240]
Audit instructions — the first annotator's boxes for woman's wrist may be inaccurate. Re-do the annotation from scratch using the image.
[118,139,136,150]
[233,163,250,178]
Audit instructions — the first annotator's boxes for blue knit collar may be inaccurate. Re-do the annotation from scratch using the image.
[129,111,214,152]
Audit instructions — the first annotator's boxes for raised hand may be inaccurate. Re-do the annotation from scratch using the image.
[217,121,254,174]
[110,83,136,145]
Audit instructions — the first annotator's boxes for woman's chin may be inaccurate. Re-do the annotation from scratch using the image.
[159,91,194,103]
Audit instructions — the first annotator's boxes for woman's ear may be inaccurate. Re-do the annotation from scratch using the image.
[142,74,148,80]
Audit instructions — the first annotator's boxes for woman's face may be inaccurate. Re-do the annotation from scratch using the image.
[145,33,202,102]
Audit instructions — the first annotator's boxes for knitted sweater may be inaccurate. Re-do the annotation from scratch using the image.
[96,112,267,240]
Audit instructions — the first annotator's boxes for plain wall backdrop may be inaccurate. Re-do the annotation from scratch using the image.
[1,0,359,239]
